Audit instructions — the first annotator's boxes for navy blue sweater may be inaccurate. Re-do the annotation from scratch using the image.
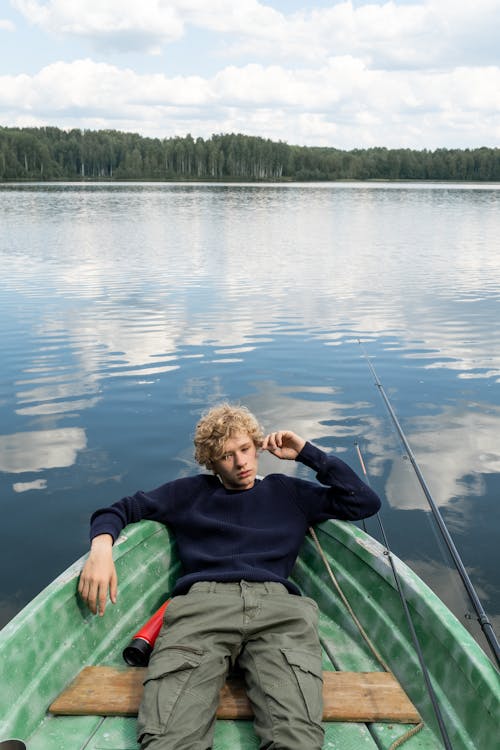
[90,442,381,595]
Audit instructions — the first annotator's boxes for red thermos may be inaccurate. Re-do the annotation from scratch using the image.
[122,600,170,666]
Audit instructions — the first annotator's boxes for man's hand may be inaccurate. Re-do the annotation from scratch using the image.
[78,534,117,616]
[262,431,306,461]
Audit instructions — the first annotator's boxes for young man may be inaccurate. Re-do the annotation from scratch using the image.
[79,403,381,750]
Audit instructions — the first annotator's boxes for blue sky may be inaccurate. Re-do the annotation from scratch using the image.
[1,0,499,148]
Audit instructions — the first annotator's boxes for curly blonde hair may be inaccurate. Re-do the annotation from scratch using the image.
[194,403,264,468]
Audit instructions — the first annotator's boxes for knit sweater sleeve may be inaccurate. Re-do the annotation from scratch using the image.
[292,441,381,522]
[88,475,204,543]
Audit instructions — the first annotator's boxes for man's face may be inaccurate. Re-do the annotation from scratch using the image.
[211,431,259,491]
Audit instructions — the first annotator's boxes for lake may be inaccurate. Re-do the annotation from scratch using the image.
[1,181,499,659]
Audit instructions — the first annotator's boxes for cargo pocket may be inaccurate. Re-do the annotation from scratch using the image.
[281,648,323,724]
[137,645,204,739]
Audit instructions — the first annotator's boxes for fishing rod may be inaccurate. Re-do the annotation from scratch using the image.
[355,443,452,750]
[358,339,500,669]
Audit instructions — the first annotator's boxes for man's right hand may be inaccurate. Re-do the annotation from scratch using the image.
[78,534,118,616]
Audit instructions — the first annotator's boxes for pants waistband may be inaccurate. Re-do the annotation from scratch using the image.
[187,580,289,595]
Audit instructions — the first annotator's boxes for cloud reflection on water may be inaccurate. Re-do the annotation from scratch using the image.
[1,183,499,630]
[0,428,87,474]
[3,182,500,510]
[386,405,500,515]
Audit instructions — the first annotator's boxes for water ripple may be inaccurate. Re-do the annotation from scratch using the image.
[1,182,499,636]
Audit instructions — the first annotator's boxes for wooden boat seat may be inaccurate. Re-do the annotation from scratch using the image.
[50,666,421,723]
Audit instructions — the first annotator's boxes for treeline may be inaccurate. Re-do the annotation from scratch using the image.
[1,126,499,182]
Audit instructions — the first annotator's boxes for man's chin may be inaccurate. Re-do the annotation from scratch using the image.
[235,473,255,489]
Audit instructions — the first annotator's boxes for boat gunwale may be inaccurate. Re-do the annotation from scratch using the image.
[1,518,498,747]
[313,520,499,707]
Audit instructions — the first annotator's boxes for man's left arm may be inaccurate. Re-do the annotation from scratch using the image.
[263,431,381,521]
[262,430,306,460]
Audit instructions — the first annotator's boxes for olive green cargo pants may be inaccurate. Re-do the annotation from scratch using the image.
[137,581,324,750]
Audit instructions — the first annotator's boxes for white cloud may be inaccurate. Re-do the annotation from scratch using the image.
[12,0,186,52]
[0,19,16,31]
[4,2,500,147]
[183,0,285,35]
[1,55,499,148]
[242,1,500,70]
[0,59,211,121]
[12,0,284,42]
[222,2,432,68]
[11,0,500,69]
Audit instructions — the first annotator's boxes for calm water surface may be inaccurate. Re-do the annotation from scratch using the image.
[1,182,499,658]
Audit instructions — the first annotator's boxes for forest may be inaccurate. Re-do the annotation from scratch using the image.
[1,126,499,182]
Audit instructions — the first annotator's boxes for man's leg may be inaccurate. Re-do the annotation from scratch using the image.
[238,584,324,750]
[137,585,243,750]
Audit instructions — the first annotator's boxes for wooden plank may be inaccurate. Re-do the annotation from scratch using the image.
[50,667,421,724]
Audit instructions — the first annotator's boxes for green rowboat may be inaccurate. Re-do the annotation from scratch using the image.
[0,519,498,749]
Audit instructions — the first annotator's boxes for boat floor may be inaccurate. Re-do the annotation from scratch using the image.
[24,611,440,750]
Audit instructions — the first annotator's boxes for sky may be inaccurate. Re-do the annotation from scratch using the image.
[1,0,499,149]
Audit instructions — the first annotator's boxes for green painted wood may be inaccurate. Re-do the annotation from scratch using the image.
[294,523,500,750]
[294,554,440,749]
[22,716,104,750]
[0,521,178,742]
[84,717,139,750]
[1,518,498,750]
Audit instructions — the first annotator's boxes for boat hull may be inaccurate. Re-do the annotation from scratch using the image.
[0,519,498,749]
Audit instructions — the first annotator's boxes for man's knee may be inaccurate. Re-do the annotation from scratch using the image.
[242,645,324,750]
[137,649,227,747]
[266,721,324,750]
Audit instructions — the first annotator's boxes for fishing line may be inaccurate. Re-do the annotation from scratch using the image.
[354,442,453,750]
[358,339,500,669]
